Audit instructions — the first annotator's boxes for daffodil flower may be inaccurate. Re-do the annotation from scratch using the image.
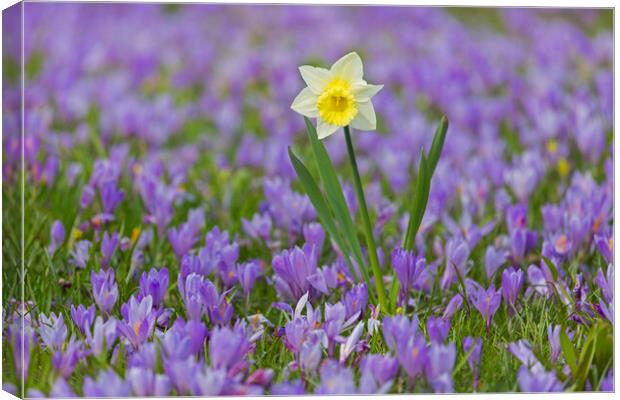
[291,52,383,140]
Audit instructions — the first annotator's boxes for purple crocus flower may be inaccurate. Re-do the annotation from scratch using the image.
[83,369,131,397]
[91,268,119,315]
[303,222,325,254]
[272,244,318,302]
[138,267,169,308]
[594,234,613,264]
[442,293,464,321]
[209,325,250,373]
[9,323,36,383]
[85,316,117,357]
[485,245,506,279]
[547,324,562,364]
[468,280,502,331]
[38,312,68,350]
[441,237,471,289]
[501,267,524,316]
[425,342,456,393]
[48,220,66,254]
[162,356,199,395]
[392,247,425,306]
[70,240,91,269]
[236,260,262,296]
[271,379,305,395]
[518,364,563,392]
[70,304,95,336]
[299,334,323,374]
[126,367,171,397]
[427,316,450,343]
[48,378,76,398]
[101,231,119,268]
[242,213,272,242]
[100,181,125,214]
[397,333,428,381]
[342,283,367,320]
[508,339,539,367]
[463,336,482,389]
[168,222,199,260]
[359,354,398,394]
[339,321,365,364]
[315,360,356,394]
[382,314,419,352]
[189,366,227,396]
[52,336,84,378]
[80,185,96,209]
[117,295,157,349]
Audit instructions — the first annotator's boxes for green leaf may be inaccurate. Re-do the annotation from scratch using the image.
[288,147,360,282]
[388,274,400,313]
[427,115,449,176]
[576,327,598,390]
[560,327,577,377]
[403,149,429,250]
[303,118,371,288]
[542,256,559,282]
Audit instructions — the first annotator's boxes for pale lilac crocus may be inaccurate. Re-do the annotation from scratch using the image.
[101,231,119,268]
[117,295,157,349]
[126,367,171,397]
[392,247,425,306]
[71,240,91,269]
[38,312,67,351]
[138,267,169,308]
[48,220,66,254]
[70,304,95,336]
[518,363,563,392]
[83,369,131,397]
[468,280,502,331]
[463,336,482,390]
[91,268,119,315]
[501,267,524,316]
[425,342,456,393]
[427,316,450,343]
[359,354,398,394]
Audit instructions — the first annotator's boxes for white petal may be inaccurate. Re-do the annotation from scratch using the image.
[330,52,364,83]
[352,83,383,102]
[290,87,318,118]
[299,65,331,94]
[350,101,377,131]
[317,119,340,140]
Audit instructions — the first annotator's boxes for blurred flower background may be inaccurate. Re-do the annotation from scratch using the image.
[2,3,613,396]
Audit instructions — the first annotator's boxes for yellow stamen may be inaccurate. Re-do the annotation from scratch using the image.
[131,227,141,244]
[546,139,558,154]
[316,81,357,127]
[133,321,141,336]
[557,158,570,177]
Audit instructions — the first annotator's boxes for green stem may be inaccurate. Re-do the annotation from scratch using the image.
[343,126,388,313]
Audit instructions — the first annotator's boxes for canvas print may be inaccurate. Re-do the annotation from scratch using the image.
[2,3,614,397]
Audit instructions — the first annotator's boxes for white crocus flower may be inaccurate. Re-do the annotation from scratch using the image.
[291,52,383,140]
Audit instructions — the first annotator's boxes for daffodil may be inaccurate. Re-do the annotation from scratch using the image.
[291,52,383,140]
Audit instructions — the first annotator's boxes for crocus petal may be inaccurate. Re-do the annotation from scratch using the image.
[350,101,377,131]
[330,52,364,83]
[352,83,383,102]
[317,119,340,140]
[299,65,331,94]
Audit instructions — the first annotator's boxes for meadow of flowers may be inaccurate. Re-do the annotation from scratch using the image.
[1,4,614,397]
